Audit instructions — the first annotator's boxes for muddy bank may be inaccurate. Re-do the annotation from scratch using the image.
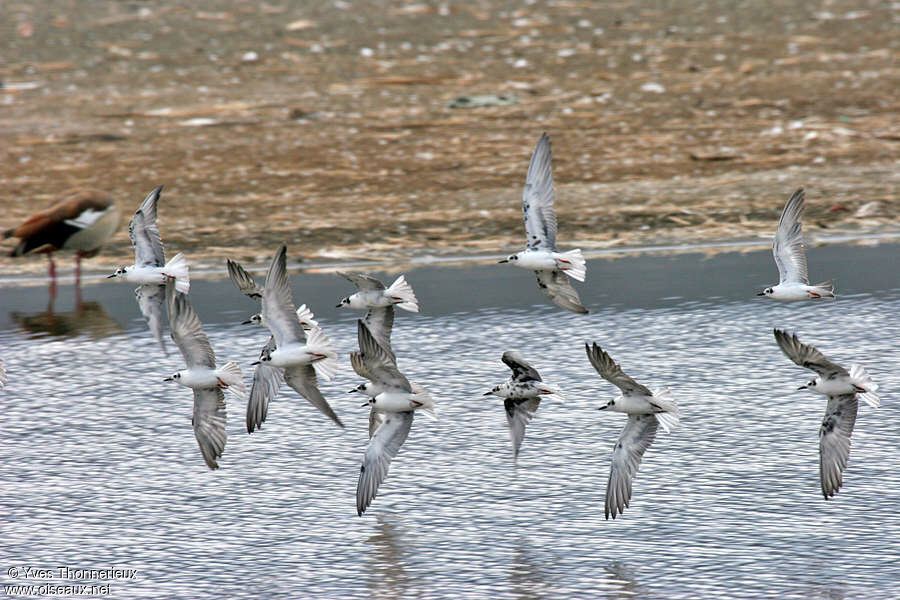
[1,0,897,274]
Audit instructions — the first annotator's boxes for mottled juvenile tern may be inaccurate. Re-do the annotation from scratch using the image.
[484,351,560,460]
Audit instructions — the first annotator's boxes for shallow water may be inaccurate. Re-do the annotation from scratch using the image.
[2,245,899,599]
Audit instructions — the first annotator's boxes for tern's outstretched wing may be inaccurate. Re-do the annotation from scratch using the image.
[820,393,859,499]
[192,387,227,470]
[284,364,344,428]
[357,410,414,515]
[535,270,588,314]
[339,271,386,291]
[136,283,167,355]
[773,329,847,378]
[246,336,282,433]
[522,133,558,251]
[585,343,652,396]
[261,246,306,348]
[357,320,411,392]
[504,397,541,460]
[227,259,263,300]
[605,414,658,520]
[129,186,166,268]
[166,278,215,369]
[501,351,543,383]
[773,188,809,284]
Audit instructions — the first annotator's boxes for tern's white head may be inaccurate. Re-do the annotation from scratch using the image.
[758,287,774,297]
[498,253,520,264]
[483,385,503,397]
[107,266,130,279]
[242,313,263,326]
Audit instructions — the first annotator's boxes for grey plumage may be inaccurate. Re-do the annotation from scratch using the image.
[773,328,847,377]
[535,269,588,314]
[773,188,808,284]
[523,132,558,251]
[357,410,414,516]
[819,393,859,499]
[586,343,653,396]
[606,414,658,520]
[227,258,264,299]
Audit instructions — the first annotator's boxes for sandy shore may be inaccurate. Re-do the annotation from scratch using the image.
[1,1,898,275]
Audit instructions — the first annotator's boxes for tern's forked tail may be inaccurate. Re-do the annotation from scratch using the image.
[849,364,880,408]
[295,303,320,331]
[217,361,245,398]
[387,275,419,312]
[651,387,680,433]
[811,279,836,299]
[555,249,586,282]
[163,252,191,294]
[306,327,339,381]
[412,387,438,420]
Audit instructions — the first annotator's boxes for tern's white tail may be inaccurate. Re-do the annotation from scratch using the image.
[651,387,680,433]
[811,280,836,299]
[554,249,586,282]
[387,275,419,312]
[849,364,880,408]
[306,327,339,381]
[162,252,191,294]
[295,304,319,331]
[411,387,438,420]
[217,361,245,398]
[538,382,562,397]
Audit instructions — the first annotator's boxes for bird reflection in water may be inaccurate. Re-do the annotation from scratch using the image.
[510,537,549,600]
[603,562,644,600]
[366,515,411,598]
[11,285,121,339]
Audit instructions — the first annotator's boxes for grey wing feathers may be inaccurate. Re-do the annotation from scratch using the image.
[585,343,652,396]
[227,259,263,300]
[773,188,809,284]
[135,284,167,355]
[535,270,588,314]
[357,320,411,392]
[523,132,558,251]
[261,246,306,347]
[820,393,859,499]
[129,186,165,267]
[193,387,227,470]
[504,398,541,459]
[166,278,215,368]
[246,336,281,433]
[284,364,344,428]
[365,306,396,358]
[357,410,414,515]
[773,329,847,377]
[369,408,385,439]
[339,271,386,291]
[606,414,659,520]
[501,351,542,382]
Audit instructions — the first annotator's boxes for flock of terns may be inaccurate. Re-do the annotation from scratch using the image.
[1,133,884,517]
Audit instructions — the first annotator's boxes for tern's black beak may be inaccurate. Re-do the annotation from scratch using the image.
[106,273,117,278]
[797,385,807,391]
[498,258,508,264]
[335,303,343,308]
[163,377,173,382]
[348,388,359,394]
[597,404,609,410]
[241,319,253,325]
[756,292,766,296]
[360,402,369,408]
[251,360,260,366]
[483,391,493,396]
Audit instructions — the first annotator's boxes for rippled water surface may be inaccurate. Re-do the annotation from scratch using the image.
[2,245,899,599]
